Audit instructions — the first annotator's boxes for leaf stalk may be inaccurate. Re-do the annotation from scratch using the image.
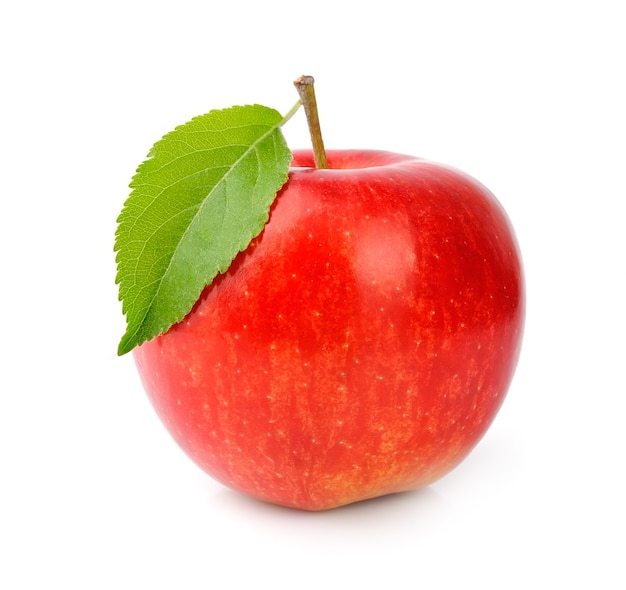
[281,100,302,127]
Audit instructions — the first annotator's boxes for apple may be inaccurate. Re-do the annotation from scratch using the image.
[132,148,524,511]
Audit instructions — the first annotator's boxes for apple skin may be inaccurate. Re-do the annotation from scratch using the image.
[133,150,525,511]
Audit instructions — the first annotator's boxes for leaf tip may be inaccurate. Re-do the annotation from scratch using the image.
[117,336,134,357]
[117,326,145,356]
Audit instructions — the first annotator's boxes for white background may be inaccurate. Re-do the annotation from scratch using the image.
[2,1,624,588]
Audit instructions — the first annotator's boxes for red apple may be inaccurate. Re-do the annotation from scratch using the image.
[133,149,524,511]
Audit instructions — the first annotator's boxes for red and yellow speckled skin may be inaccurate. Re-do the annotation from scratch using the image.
[133,150,525,511]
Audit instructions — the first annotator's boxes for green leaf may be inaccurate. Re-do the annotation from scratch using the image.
[115,104,292,355]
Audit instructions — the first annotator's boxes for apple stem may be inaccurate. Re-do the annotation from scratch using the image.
[294,75,328,169]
